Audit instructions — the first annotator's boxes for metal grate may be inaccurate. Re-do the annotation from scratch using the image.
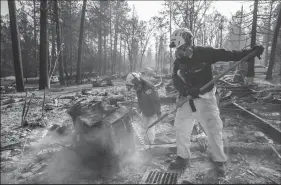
[143,170,178,184]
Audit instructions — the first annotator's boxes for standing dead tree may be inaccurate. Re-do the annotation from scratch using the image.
[113,1,121,75]
[54,0,65,85]
[138,21,155,70]
[266,3,281,80]
[76,0,87,83]
[8,0,25,92]
[33,0,38,77]
[247,0,258,83]
[263,1,275,67]
[39,0,49,89]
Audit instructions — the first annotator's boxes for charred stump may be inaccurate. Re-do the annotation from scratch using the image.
[67,99,135,177]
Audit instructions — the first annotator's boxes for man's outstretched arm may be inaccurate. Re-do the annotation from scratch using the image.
[202,45,264,64]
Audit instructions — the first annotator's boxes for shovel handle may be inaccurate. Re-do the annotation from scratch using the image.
[147,48,260,129]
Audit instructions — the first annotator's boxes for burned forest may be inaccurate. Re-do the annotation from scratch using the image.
[1,0,281,184]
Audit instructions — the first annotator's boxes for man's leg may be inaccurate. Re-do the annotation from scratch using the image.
[194,96,227,176]
[170,101,195,169]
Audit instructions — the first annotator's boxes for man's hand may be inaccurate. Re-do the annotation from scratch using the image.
[188,87,200,98]
[252,45,264,60]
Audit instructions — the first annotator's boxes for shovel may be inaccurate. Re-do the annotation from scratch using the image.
[145,48,261,144]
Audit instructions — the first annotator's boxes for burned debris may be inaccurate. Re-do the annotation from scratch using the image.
[67,98,136,177]
[1,69,281,184]
[1,0,281,183]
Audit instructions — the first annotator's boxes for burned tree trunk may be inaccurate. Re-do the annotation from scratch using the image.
[8,0,24,92]
[33,0,38,77]
[39,0,49,89]
[50,24,56,74]
[76,0,87,83]
[266,3,281,80]
[54,0,65,85]
[98,2,103,75]
[113,1,120,74]
[264,1,274,67]
[67,99,135,177]
[103,34,107,75]
[109,1,113,75]
[247,0,258,84]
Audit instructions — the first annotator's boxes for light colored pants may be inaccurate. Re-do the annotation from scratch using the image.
[142,114,158,142]
[175,87,227,162]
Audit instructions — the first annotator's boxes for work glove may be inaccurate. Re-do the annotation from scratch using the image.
[188,87,200,98]
[252,45,264,60]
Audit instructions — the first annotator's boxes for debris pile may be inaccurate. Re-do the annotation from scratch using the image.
[0,84,17,94]
[92,77,113,87]
[1,74,281,184]
[67,98,135,177]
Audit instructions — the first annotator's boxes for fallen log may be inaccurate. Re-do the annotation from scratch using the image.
[232,102,281,144]
[1,142,24,151]
[1,101,25,109]
[59,95,76,100]
[1,98,16,106]
[108,95,125,106]
[81,89,125,105]
[243,102,281,112]
[141,142,281,158]
[1,95,43,100]
[92,78,113,88]
[92,81,102,87]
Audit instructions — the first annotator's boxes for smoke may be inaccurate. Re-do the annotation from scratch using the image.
[28,111,151,183]
[39,127,132,183]
[40,130,108,183]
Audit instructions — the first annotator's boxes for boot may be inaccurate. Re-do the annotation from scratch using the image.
[169,156,189,170]
[214,162,226,177]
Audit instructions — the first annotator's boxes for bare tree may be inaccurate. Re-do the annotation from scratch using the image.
[98,1,103,75]
[33,0,38,77]
[119,34,122,74]
[266,3,281,80]
[8,0,25,92]
[247,0,258,82]
[237,5,247,70]
[264,1,274,67]
[113,1,121,74]
[54,0,65,85]
[50,24,56,73]
[139,21,155,70]
[109,1,113,75]
[169,1,172,73]
[103,34,107,74]
[76,0,87,83]
[39,0,49,89]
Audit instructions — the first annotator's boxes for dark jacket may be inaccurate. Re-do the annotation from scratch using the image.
[136,79,161,118]
[172,46,254,96]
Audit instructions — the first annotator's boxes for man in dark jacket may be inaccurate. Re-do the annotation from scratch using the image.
[126,72,161,143]
[169,28,264,177]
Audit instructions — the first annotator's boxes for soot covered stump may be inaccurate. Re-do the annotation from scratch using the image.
[67,98,136,177]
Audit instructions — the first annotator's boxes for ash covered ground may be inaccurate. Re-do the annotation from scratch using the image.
[1,76,281,184]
